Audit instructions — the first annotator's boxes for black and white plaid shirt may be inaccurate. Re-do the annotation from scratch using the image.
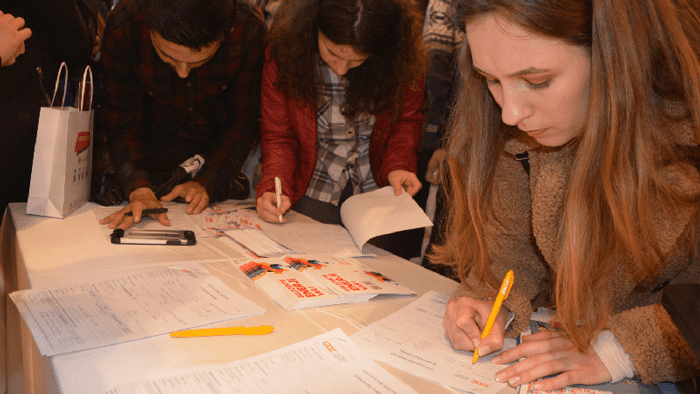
[305,59,378,205]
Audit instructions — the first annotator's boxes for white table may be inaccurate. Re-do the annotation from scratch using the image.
[2,202,463,394]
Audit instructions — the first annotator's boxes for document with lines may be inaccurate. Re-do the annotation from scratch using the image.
[9,264,266,356]
[260,186,433,257]
[351,290,515,394]
[104,328,420,394]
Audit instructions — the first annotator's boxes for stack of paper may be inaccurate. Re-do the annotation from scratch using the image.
[259,186,434,257]
[224,228,296,257]
[9,264,266,356]
[236,255,416,309]
[105,328,421,394]
[196,186,433,258]
[352,291,513,394]
[351,292,621,394]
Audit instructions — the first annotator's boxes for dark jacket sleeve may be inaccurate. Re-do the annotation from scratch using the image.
[22,0,97,66]
[372,74,424,187]
[257,47,310,203]
[191,5,266,198]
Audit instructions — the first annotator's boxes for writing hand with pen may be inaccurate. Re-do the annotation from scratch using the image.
[256,177,291,224]
[443,270,611,391]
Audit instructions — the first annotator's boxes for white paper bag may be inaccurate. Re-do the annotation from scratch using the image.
[27,63,94,218]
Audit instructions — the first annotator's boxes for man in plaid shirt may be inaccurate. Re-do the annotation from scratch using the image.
[99,0,266,229]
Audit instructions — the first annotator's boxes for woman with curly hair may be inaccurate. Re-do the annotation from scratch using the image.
[255,0,426,230]
[437,0,700,390]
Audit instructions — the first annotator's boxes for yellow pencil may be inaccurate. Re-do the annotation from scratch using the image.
[473,270,514,363]
[170,325,274,338]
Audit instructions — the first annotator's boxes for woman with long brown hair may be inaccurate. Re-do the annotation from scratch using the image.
[438,0,700,389]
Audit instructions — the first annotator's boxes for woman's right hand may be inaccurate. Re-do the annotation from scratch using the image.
[256,191,291,223]
[443,295,508,358]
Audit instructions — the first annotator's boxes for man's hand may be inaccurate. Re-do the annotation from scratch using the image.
[0,11,31,67]
[99,187,171,229]
[388,169,422,196]
[160,181,209,214]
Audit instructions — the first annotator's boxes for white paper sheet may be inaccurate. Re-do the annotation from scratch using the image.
[9,264,266,356]
[104,328,420,394]
[224,228,296,257]
[351,290,514,394]
[258,220,368,257]
[340,186,434,249]
[258,187,433,257]
[200,206,370,257]
[200,205,262,232]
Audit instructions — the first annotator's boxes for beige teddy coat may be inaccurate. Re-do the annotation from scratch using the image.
[454,124,700,384]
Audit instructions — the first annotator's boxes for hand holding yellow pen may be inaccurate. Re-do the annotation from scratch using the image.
[473,270,514,363]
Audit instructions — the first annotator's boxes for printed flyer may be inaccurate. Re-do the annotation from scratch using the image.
[236,255,415,309]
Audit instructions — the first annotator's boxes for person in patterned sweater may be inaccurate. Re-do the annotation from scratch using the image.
[99,0,266,230]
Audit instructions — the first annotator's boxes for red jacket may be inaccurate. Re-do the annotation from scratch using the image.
[256,47,425,204]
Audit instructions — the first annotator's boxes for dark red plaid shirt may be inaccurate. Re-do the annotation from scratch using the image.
[100,0,266,198]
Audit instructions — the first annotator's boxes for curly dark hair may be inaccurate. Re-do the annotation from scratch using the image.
[268,0,425,118]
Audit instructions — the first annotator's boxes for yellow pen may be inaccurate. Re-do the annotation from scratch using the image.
[473,270,514,363]
[170,325,274,338]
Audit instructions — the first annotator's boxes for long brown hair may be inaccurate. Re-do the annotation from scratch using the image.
[435,0,700,350]
[267,0,425,118]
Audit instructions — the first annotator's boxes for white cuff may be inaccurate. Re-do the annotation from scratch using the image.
[592,330,635,382]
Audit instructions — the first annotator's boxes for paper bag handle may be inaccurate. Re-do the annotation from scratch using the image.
[50,62,69,108]
[79,66,94,111]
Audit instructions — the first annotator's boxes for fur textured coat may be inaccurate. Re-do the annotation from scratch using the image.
[454,119,700,384]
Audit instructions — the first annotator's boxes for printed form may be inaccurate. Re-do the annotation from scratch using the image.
[9,264,266,356]
[258,219,367,257]
[351,290,514,394]
[104,328,420,394]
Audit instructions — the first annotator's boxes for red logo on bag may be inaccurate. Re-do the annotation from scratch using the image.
[75,132,90,155]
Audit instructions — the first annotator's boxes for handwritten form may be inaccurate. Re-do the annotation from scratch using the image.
[351,290,514,394]
[104,328,420,394]
[9,264,266,356]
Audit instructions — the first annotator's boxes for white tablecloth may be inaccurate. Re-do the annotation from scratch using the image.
[2,202,463,394]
